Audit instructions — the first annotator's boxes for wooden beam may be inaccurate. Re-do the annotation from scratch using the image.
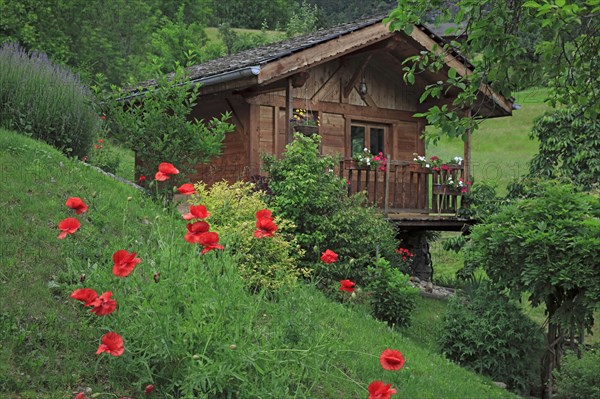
[310,60,344,104]
[258,22,392,85]
[225,97,246,138]
[359,91,377,108]
[286,78,293,144]
[343,54,373,98]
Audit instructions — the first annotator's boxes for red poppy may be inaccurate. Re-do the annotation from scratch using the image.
[254,217,277,238]
[320,249,338,264]
[90,291,117,316]
[379,348,405,370]
[198,232,224,254]
[96,331,124,356]
[100,115,106,120]
[177,183,196,195]
[255,209,272,220]
[144,384,155,394]
[155,162,179,181]
[66,197,88,214]
[183,205,211,221]
[368,381,396,399]
[70,288,98,306]
[339,279,355,293]
[74,393,86,399]
[58,217,80,239]
[184,221,210,243]
[112,250,141,277]
[139,175,146,183]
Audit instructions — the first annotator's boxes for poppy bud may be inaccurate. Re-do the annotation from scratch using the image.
[153,272,160,283]
[144,384,155,394]
[127,196,132,201]
[80,273,86,283]
[229,344,237,350]
[92,192,97,198]
[192,354,200,359]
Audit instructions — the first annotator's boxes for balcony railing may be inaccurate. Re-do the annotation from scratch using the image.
[339,158,467,217]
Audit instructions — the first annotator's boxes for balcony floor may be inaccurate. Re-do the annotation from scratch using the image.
[386,212,474,231]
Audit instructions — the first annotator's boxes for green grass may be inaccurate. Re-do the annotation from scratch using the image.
[427,87,550,196]
[0,128,517,398]
[204,27,285,45]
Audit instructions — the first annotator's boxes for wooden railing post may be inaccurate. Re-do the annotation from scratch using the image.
[384,154,390,216]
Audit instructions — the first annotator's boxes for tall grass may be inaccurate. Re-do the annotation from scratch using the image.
[0,43,99,158]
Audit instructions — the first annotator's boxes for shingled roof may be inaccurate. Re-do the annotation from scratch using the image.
[135,13,470,91]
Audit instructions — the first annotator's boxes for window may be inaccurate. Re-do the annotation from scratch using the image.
[351,122,387,156]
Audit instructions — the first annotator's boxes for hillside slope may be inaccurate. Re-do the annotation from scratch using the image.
[0,129,516,398]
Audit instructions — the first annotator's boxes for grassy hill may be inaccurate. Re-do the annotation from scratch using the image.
[0,129,516,398]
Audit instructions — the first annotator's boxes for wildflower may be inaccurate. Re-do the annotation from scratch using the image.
[255,209,272,220]
[154,162,179,181]
[139,175,146,183]
[96,332,124,357]
[58,217,80,239]
[183,205,211,221]
[65,196,88,215]
[380,348,405,370]
[339,279,355,293]
[254,217,277,238]
[90,291,117,316]
[144,384,155,394]
[177,183,196,195]
[441,164,450,171]
[100,115,106,120]
[368,380,396,399]
[184,221,210,243]
[112,250,141,277]
[198,232,224,254]
[320,249,338,264]
[70,288,98,306]
[75,393,86,399]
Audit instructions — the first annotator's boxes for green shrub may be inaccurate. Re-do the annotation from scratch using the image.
[0,43,99,158]
[191,181,307,292]
[367,257,419,327]
[554,348,600,399]
[263,134,401,287]
[439,283,545,394]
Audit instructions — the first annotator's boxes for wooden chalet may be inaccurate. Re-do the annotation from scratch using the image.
[135,14,512,232]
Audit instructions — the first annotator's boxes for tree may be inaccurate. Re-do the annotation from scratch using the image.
[528,106,600,189]
[386,0,600,142]
[466,181,600,398]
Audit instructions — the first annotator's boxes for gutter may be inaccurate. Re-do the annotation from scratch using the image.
[118,66,261,102]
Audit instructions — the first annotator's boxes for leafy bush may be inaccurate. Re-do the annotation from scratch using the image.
[191,181,307,292]
[0,43,99,157]
[263,134,401,287]
[439,283,545,394]
[367,257,419,328]
[101,67,234,186]
[554,348,600,399]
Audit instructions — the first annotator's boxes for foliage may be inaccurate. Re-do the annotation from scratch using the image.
[439,282,545,394]
[209,0,291,30]
[554,348,600,399]
[0,43,99,158]
[85,137,122,175]
[263,134,400,286]
[218,23,276,56]
[100,68,234,188]
[467,180,600,393]
[140,5,208,77]
[286,0,321,37]
[367,257,419,328]
[190,181,307,292]
[386,0,600,143]
[528,106,600,189]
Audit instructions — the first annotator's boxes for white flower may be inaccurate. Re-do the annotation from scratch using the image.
[425,163,430,168]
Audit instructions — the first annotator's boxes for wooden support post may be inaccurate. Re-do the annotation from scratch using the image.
[286,77,293,144]
[463,108,472,183]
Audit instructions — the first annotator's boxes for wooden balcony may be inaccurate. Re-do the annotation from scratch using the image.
[339,158,474,231]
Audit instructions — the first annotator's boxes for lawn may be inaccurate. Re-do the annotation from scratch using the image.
[0,128,516,398]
